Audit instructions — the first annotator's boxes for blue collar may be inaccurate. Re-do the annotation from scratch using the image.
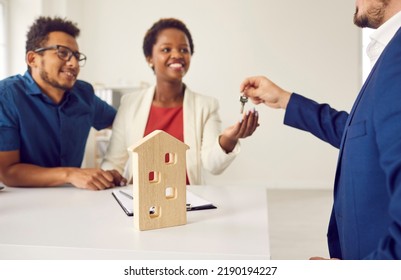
[22,71,75,106]
[23,71,43,96]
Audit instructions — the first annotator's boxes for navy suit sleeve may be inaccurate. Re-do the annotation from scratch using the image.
[284,93,349,149]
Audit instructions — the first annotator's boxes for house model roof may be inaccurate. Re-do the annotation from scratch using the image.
[128,129,189,153]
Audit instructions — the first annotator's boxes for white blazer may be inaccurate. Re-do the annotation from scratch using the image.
[101,85,240,185]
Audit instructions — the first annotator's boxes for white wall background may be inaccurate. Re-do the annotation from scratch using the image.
[6,0,361,189]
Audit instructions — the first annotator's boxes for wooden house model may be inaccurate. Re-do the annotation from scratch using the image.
[127,130,189,231]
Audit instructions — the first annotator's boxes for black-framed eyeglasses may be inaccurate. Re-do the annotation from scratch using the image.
[34,45,87,67]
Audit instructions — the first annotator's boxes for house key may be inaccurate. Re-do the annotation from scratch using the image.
[240,95,248,114]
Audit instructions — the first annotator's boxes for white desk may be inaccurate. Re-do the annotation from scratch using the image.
[0,184,269,259]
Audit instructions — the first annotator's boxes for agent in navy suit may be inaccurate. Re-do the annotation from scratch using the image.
[240,0,401,259]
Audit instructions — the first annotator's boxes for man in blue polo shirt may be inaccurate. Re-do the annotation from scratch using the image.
[0,16,126,190]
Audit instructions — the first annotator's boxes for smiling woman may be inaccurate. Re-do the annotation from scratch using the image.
[101,18,259,185]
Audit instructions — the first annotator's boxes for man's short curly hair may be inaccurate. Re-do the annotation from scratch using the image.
[25,16,80,53]
[143,18,194,58]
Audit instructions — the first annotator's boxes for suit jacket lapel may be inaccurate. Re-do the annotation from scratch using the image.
[183,86,196,146]
[127,86,154,144]
[338,63,378,150]
[339,26,401,151]
[333,52,379,195]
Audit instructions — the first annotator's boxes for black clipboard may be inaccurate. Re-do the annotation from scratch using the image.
[112,189,216,216]
[112,190,133,216]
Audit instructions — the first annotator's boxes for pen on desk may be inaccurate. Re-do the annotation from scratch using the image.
[119,190,133,199]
